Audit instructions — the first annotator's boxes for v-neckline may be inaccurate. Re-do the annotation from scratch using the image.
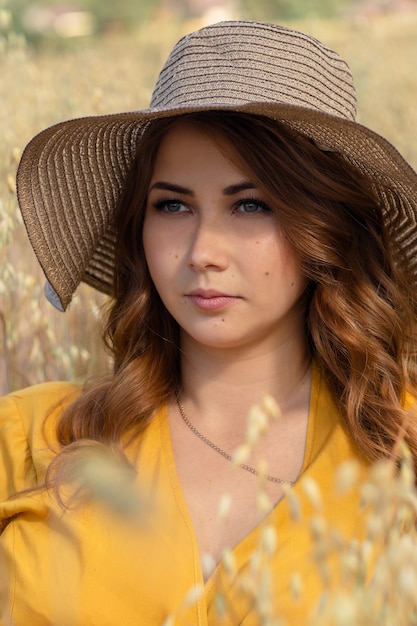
[157,363,320,589]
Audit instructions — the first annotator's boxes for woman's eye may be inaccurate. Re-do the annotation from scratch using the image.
[154,200,188,213]
[236,200,270,214]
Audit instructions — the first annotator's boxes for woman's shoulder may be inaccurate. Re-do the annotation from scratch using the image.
[2,380,82,403]
[3,380,81,400]
[1,380,82,429]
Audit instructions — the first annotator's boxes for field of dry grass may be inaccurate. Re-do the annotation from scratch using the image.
[1,11,417,393]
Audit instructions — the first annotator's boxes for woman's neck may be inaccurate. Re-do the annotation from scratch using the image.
[178,333,311,432]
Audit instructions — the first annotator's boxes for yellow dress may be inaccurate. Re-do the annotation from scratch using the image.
[0,366,372,625]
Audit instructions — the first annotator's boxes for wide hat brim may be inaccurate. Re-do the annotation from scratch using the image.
[16,22,417,311]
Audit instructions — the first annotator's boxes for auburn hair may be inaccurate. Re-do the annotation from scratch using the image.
[46,111,417,493]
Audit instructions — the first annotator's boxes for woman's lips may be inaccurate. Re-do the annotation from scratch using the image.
[186,290,239,311]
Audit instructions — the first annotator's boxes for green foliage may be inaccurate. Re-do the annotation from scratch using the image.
[78,0,155,31]
[4,0,157,46]
[239,0,360,20]
[5,0,363,46]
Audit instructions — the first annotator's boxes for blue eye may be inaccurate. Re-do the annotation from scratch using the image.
[236,199,270,214]
[154,200,188,213]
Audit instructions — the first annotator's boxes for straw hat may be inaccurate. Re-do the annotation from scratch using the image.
[16,20,417,311]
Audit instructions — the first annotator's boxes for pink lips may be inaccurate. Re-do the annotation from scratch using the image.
[186,289,239,311]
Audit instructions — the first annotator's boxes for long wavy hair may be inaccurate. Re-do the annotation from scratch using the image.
[46,111,417,493]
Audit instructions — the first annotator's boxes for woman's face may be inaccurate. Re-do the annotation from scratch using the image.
[143,120,307,355]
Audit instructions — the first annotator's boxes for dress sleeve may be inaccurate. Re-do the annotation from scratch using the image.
[0,382,81,510]
[0,391,35,503]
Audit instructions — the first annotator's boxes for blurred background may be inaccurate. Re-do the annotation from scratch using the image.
[5,0,417,42]
[1,0,417,393]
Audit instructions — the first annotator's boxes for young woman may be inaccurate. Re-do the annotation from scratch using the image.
[1,20,417,625]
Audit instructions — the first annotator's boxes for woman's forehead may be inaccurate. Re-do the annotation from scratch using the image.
[150,116,259,183]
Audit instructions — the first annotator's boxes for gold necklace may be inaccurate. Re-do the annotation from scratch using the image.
[175,390,295,486]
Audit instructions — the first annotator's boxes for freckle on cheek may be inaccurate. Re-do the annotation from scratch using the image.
[264,271,270,276]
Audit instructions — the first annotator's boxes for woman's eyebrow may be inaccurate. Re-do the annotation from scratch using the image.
[148,181,257,195]
[223,182,257,195]
[148,181,194,195]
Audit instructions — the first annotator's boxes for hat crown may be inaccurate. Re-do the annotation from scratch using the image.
[150,21,357,121]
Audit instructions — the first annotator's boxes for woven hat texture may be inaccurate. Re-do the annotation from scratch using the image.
[16,20,417,310]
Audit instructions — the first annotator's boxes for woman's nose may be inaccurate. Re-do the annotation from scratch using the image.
[186,216,229,272]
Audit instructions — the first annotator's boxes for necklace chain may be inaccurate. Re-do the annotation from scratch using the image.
[175,390,295,486]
